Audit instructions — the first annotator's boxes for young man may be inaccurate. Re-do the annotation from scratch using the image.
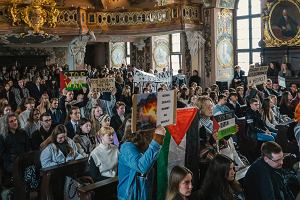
[31,113,54,150]
[226,92,244,118]
[245,98,276,141]
[47,98,63,125]
[244,141,294,200]
[213,94,230,116]
[65,106,81,139]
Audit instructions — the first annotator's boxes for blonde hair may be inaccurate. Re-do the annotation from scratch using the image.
[97,126,114,136]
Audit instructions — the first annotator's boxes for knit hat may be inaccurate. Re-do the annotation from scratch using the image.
[98,114,110,124]
[295,103,300,122]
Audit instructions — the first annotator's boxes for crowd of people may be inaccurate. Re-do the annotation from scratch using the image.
[0,62,300,200]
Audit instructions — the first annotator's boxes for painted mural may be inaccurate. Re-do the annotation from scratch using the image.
[216,9,234,81]
[152,35,170,71]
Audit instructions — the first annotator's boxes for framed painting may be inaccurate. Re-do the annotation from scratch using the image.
[216,0,236,9]
[263,0,300,47]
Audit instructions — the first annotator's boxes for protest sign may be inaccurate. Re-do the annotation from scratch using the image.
[133,68,156,82]
[132,90,177,132]
[90,77,115,92]
[60,71,87,91]
[247,66,268,86]
[214,111,237,140]
[278,76,286,88]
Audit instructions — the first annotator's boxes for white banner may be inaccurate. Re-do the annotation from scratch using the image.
[278,76,286,88]
[156,90,176,127]
[247,66,268,86]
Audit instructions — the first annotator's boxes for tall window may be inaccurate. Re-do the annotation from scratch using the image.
[236,0,261,74]
[126,42,131,65]
[170,33,181,75]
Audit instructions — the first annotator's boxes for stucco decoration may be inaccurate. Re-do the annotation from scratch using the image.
[186,30,205,56]
[69,30,96,69]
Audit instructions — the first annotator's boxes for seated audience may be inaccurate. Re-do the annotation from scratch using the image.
[166,166,193,200]
[90,105,104,139]
[0,113,31,183]
[31,113,53,150]
[73,118,94,157]
[279,91,294,119]
[24,108,41,138]
[65,106,81,139]
[110,101,126,141]
[19,97,35,128]
[36,93,50,114]
[40,124,83,168]
[192,154,243,200]
[244,141,294,200]
[213,94,230,115]
[236,86,246,106]
[261,98,278,133]
[118,120,166,199]
[47,98,63,125]
[246,98,276,141]
[89,126,119,182]
[226,92,244,118]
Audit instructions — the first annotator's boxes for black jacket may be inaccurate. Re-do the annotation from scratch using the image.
[226,101,244,118]
[245,108,267,139]
[31,126,53,150]
[244,157,294,200]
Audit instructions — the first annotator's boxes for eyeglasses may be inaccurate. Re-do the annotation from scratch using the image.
[266,153,290,163]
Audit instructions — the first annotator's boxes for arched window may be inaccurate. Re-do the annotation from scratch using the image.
[236,0,261,74]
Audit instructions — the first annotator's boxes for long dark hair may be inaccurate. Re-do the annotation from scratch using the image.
[198,154,235,200]
[261,98,273,122]
[280,91,291,107]
[166,166,193,200]
[50,124,75,156]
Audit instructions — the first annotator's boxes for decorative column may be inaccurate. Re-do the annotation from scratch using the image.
[68,31,96,70]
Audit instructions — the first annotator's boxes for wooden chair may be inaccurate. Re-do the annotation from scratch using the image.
[78,177,118,200]
[12,151,41,200]
[40,158,89,200]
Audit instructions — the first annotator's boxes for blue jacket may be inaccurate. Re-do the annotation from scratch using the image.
[117,140,162,200]
[40,138,83,168]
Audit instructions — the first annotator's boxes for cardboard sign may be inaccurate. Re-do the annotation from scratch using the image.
[90,77,115,92]
[247,66,268,86]
[133,68,156,83]
[60,71,87,91]
[278,76,286,88]
[132,90,177,132]
[214,111,237,140]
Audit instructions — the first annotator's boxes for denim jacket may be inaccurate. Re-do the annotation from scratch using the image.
[40,138,83,168]
[117,140,162,200]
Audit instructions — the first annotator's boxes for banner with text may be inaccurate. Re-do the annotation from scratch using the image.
[60,71,87,91]
[132,90,177,132]
[214,111,237,140]
[247,66,268,86]
[90,77,115,93]
[133,68,172,91]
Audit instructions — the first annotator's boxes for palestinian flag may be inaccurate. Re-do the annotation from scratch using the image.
[60,70,88,91]
[157,107,200,200]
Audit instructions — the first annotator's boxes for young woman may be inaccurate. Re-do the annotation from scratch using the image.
[89,126,119,182]
[90,105,104,138]
[261,98,278,132]
[97,114,119,146]
[24,108,41,138]
[36,93,50,115]
[40,124,83,168]
[118,119,166,200]
[73,118,94,157]
[279,91,294,119]
[192,154,243,200]
[119,85,132,115]
[166,166,193,200]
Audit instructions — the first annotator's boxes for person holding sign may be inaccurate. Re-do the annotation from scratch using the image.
[245,98,277,141]
[117,119,166,200]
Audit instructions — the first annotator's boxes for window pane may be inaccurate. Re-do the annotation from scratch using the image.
[126,42,130,56]
[171,33,181,52]
[237,19,249,49]
[251,0,261,15]
[237,0,249,16]
[171,55,180,74]
[252,52,261,64]
[251,17,261,48]
[238,52,250,75]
